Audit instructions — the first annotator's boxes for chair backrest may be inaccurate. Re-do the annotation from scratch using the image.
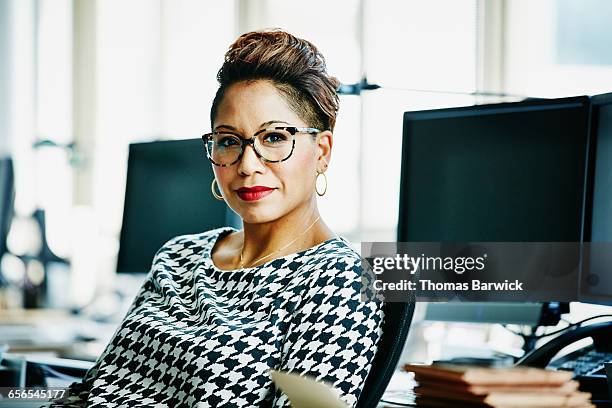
[356,300,415,408]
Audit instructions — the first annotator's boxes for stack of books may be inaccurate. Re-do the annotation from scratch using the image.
[404,364,594,407]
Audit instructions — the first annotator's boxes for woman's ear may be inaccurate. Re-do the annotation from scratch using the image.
[316,130,333,171]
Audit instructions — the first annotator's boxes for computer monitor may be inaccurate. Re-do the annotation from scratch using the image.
[581,92,612,304]
[425,302,543,325]
[399,96,590,242]
[399,96,591,324]
[117,139,241,274]
[0,157,14,259]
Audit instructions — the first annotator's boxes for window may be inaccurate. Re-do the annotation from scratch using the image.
[35,0,73,258]
[8,1,483,284]
[259,0,363,235]
[504,0,612,97]
[93,0,237,237]
[360,0,479,240]
[365,0,478,92]
[258,0,480,240]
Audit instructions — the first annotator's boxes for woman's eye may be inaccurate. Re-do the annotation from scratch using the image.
[218,136,240,147]
[263,132,288,143]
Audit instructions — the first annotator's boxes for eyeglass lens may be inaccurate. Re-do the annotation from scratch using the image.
[206,129,293,165]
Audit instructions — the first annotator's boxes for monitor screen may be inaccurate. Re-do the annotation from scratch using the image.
[117,139,240,274]
[398,96,590,243]
[581,92,612,303]
[398,96,590,322]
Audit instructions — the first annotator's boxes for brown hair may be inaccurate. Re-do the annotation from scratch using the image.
[211,29,340,132]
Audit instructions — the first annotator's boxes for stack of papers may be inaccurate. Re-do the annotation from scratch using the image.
[404,364,593,408]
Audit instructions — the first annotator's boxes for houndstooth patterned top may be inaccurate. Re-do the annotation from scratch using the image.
[52,226,384,407]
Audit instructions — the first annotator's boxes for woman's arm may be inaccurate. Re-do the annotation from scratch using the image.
[45,293,148,407]
[272,254,384,407]
[45,237,180,407]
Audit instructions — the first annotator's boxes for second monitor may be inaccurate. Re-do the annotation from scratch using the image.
[399,96,591,324]
[117,139,241,274]
[399,95,590,243]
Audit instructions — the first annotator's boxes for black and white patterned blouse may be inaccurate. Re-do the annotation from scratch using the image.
[53,226,384,407]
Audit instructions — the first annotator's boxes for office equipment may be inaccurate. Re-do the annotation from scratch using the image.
[518,322,612,400]
[553,347,612,377]
[582,92,612,304]
[397,94,612,403]
[517,93,612,402]
[399,96,589,243]
[425,302,543,325]
[0,157,14,262]
[23,355,93,387]
[425,301,571,353]
[0,354,93,407]
[117,139,241,274]
[20,209,70,308]
[0,355,25,388]
[398,96,590,327]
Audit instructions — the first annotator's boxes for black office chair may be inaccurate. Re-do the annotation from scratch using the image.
[357,300,416,408]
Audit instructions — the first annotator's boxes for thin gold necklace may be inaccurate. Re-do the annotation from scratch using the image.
[239,215,321,269]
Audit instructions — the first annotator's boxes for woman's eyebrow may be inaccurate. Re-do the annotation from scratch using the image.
[214,124,237,131]
[259,120,291,128]
[214,120,291,132]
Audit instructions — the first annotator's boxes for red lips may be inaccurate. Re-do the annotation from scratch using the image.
[236,186,275,201]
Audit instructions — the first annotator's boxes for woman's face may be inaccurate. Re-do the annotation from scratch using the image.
[212,80,331,224]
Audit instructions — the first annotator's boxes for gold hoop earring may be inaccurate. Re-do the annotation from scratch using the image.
[211,179,224,201]
[315,171,328,196]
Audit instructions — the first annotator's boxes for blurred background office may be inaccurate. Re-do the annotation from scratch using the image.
[1,0,612,367]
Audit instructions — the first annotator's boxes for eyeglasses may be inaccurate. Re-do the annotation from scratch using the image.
[202,126,321,167]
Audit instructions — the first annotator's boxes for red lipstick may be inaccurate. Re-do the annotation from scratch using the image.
[236,186,275,201]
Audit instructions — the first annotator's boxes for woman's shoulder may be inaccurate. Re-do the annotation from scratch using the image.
[308,236,361,266]
[299,237,382,309]
[152,226,235,261]
[300,236,364,284]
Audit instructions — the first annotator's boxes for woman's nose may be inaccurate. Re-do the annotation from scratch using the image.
[237,143,266,175]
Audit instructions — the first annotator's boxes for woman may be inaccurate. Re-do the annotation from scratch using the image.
[54,29,384,407]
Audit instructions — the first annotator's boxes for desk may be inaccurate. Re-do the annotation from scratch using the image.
[376,370,417,407]
[0,309,115,361]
